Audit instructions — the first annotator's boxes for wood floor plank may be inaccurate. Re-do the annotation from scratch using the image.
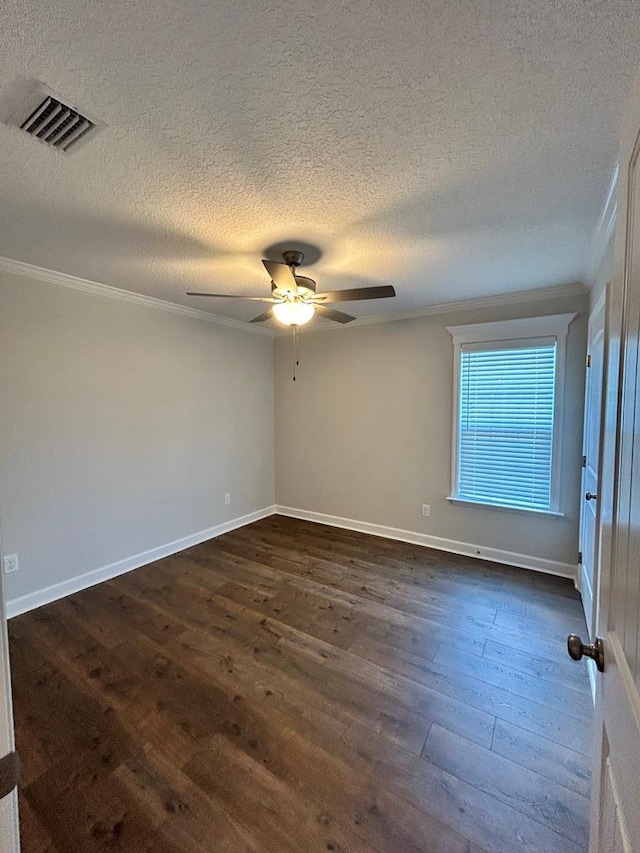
[169,629,488,853]
[168,626,354,753]
[24,764,182,853]
[199,694,474,853]
[17,792,59,853]
[218,538,502,625]
[491,719,592,799]
[224,533,578,658]
[56,591,127,650]
[218,535,493,614]
[274,625,496,748]
[483,639,592,693]
[423,723,590,848]
[342,721,586,853]
[94,581,189,647]
[113,742,266,851]
[12,603,157,725]
[350,634,592,755]
[169,612,434,754]
[434,642,592,722]
[9,515,592,852]
[9,624,138,782]
[185,734,370,853]
[230,518,579,599]
[217,567,490,658]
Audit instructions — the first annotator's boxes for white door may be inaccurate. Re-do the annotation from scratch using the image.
[588,78,640,852]
[0,557,20,852]
[579,289,606,644]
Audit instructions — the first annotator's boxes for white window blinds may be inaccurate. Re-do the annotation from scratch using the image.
[457,341,557,511]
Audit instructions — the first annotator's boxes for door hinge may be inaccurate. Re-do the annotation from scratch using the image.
[578,551,583,564]
[0,751,20,800]
[582,455,586,468]
[586,353,591,368]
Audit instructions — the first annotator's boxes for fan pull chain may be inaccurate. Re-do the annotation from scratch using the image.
[292,324,300,381]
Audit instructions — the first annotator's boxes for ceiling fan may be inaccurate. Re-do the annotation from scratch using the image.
[187,250,396,326]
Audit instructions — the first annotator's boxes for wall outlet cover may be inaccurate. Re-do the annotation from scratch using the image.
[3,554,19,574]
[421,504,431,517]
[224,493,231,505]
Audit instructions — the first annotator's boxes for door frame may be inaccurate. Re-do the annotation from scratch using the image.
[588,184,623,853]
[588,108,640,848]
[578,284,608,699]
[0,526,20,852]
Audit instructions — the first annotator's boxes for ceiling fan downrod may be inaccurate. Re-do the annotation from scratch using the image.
[280,251,303,380]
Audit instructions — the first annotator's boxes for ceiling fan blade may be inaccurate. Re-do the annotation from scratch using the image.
[313,285,396,303]
[314,304,356,324]
[250,308,274,323]
[262,259,298,295]
[186,292,280,302]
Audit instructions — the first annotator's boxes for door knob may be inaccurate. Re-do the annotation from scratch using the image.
[567,634,605,672]
[585,492,598,501]
[0,751,20,800]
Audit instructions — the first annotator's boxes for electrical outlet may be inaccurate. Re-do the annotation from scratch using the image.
[224,493,231,506]
[3,554,19,574]
[421,504,431,517]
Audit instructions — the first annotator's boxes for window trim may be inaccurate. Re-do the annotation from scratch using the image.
[446,313,576,514]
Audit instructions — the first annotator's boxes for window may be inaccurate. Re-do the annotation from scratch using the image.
[447,314,576,515]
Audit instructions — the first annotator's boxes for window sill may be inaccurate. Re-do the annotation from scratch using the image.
[446,496,565,519]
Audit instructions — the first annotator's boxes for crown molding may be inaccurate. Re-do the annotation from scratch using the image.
[0,254,589,339]
[278,281,589,336]
[587,164,618,286]
[0,255,273,336]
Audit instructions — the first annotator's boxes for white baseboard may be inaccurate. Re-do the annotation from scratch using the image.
[6,503,576,619]
[5,506,276,618]
[275,505,577,580]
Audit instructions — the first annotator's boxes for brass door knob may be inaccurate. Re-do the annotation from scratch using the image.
[0,751,20,800]
[567,634,604,672]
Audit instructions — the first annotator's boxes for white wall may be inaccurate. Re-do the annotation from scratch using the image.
[0,273,275,609]
[275,292,589,573]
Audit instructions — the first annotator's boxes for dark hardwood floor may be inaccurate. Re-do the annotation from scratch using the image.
[8,515,593,852]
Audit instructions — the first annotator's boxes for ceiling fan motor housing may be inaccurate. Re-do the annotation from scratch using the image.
[271,274,317,298]
[282,250,305,268]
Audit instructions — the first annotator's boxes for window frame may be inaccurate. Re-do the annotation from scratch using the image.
[446,313,576,516]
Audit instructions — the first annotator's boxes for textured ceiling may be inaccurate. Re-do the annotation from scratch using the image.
[0,0,639,324]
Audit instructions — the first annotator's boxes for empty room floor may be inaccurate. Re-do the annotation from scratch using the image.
[8,515,593,852]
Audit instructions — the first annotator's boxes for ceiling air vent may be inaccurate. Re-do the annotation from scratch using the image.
[8,83,104,154]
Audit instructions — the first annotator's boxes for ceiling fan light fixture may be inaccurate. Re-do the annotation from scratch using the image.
[187,250,395,330]
[272,301,315,326]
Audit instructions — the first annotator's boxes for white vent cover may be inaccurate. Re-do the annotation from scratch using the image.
[8,84,104,153]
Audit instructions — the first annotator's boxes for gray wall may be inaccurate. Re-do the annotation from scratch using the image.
[0,271,590,609]
[0,273,275,603]
[275,292,589,569]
